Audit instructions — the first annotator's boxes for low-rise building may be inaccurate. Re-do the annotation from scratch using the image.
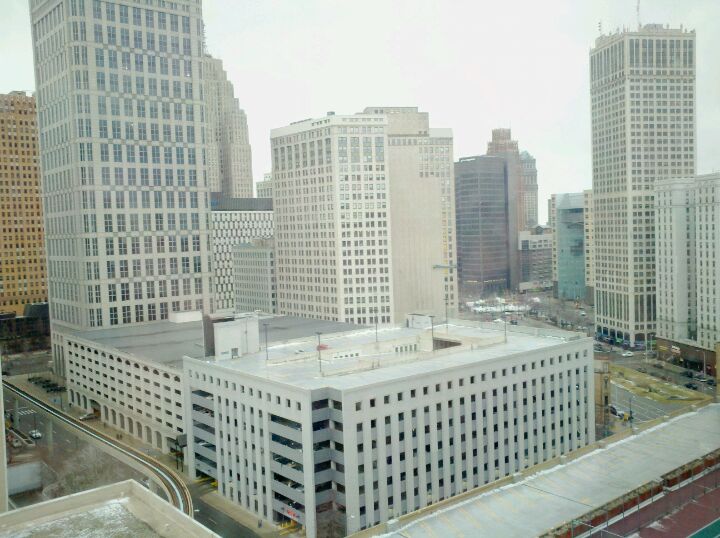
[183,316,594,537]
[233,238,276,314]
[63,313,359,453]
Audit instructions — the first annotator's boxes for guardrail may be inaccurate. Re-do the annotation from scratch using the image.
[2,380,192,516]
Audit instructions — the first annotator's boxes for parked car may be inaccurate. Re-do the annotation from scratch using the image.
[11,437,22,448]
[637,367,647,373]
[682,370,695,378]
[684,382,698,390]
[28,430,42,439]
[80,411,98,421]
[707,378,716,386]
[609,404,618,416]
[621,351,634,357]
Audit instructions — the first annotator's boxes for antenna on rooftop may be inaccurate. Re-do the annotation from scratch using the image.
[636,0,641,29]
[598,21,602,35]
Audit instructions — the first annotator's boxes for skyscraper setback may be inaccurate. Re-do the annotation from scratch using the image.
[202,54,253,199]
[590,24,696,346]
[30,0,214,372]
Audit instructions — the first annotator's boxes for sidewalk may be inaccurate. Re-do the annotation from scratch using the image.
[6,372,282,536]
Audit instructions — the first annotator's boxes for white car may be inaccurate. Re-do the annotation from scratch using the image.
[28,429,42,439]
[621,351,633,357]
[11,437,22,448]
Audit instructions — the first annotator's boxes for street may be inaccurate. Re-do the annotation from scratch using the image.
[613,354,717,397]
[609,382,681,423]
[189,481,264,538]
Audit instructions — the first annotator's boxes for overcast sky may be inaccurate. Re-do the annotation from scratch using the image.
[3,0,719,222]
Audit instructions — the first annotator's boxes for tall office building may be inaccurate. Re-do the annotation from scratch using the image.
[486,129,522,289]
[455,155,510,295]
[552,193,585,301]
[0,92,47,315]
[655,177,696,349]
[655,174,717,376]
[590,24,696,346]
[203,54,253,199]
[233,238,276,314]
[547,194,556,228]
[520,151,538,228]
[271,111,392,324]
[256,172,272,198]
[366,106,456,321]
[271,108,453,325]
[30,0,214,374]
[583,189,595,305]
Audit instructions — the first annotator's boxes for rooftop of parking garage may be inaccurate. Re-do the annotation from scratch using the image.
[204,319,589,390]
[64,315,363,370]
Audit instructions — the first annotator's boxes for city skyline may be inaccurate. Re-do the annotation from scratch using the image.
[3,1,720,222]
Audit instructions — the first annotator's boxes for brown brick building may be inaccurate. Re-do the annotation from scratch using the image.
[0,91,46,315]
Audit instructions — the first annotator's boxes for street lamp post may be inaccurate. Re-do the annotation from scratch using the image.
[263,322,269,362]
[374,307,379,347]
[316,332,323,375]
[429,315,435,352]
[433,263,457,331]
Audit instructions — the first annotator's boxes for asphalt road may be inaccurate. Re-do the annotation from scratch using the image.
[189,481,263,538]
[612,355,716,397]
[4,387,260,538]
[609,383,682,423]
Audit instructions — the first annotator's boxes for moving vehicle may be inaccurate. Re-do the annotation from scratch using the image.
[28,429,42,439]
[684,382,698,390]
[621,351,633,357]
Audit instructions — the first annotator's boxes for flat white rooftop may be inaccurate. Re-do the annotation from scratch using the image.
[62,315,363,369]
[191,321,588,390]
[0,480,217,537]
[365,404,720,538]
